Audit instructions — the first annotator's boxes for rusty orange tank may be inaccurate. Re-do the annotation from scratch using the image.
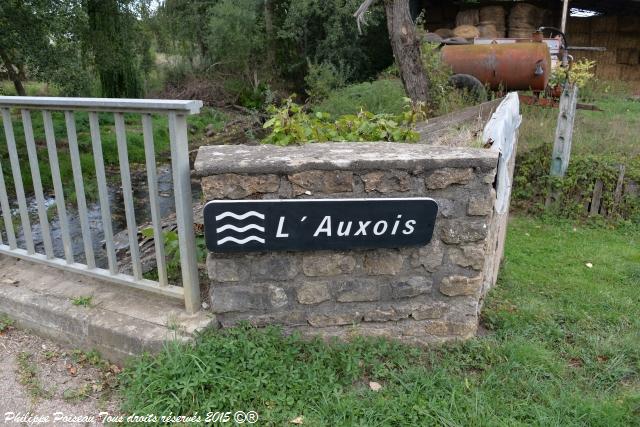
[441,42,552,91]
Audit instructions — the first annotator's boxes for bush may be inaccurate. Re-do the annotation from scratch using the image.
[304,60,351,102]
[262,97,426,145]
[513,145,640,222]
[312,80,408,117]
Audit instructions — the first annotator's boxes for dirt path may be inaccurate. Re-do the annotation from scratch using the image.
[0,325,120,426]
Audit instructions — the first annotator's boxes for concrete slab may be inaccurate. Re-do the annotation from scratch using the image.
[0,255,216,364]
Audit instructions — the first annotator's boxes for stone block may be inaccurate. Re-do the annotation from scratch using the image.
[302,253,356,277]
[448,244,485,270]
[206,256,241,282]
[468,191,495,216]
[251,254,298,281]
[202,174,279,199]
[364,250,404,275]
[336,279,381,302]
[211,284,288,313]
[390,276,432,299]
[288,170,353,195]
[409,303,447,321]
[410,240,444,272]
[361,170,411,193]
[440,219,488,244]
[439,275,483,297]
[363,308,403,322]
[297,282,331,305]
[425,168,474,189]
[307,311,362,327]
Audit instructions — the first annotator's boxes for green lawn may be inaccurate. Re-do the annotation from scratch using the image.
[519,85,640,158]
[119,216,640,426]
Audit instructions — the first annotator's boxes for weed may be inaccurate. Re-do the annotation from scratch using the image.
[62,384,92,402]
[0,314,14,332]
[71,296,93,307]
[16,352,52,401]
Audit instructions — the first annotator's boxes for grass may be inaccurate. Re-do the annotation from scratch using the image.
[71,295,93,307]
[119,216,640,425]
[0,102,226,202]
[16,351,52,401]
[518,81,640,158]
[312,79,408,118]
[0,313,14,332]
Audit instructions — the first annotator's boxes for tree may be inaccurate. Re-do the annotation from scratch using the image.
[354,0,430,105]
[85,0,145,98]
[0,0,55,95]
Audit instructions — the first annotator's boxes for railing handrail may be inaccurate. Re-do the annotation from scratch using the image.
[0,96,202,114]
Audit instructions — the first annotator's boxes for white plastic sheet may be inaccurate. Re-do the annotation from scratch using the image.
[482,92,522,214]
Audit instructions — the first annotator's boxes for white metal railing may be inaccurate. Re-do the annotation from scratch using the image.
[0,97,202,313]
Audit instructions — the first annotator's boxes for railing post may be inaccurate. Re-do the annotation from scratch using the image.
[168,112,201,313]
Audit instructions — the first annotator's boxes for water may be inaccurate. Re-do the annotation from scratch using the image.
[6,165,201,269]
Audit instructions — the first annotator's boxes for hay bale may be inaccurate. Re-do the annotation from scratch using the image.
[619,17,640,33]
[597,64,621,80]
[568,17,591,33]
[617,49,640,66]
[477,24,499,38]
[456,9,479,27]
[509,28,535,39]
[423,32,444,44]
[591,16,618,33]
[509,3,542,27]
[435,28,455,38]
[620,65,640,80]
[453,25,480,39]
[479,6,506,29]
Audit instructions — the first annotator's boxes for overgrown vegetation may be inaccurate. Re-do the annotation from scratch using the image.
[120,217,640,425]
[515,81,640,221]
[0,313,14,332]
[262,97,426,145]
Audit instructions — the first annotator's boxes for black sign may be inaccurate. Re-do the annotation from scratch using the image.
[204,198,438,253]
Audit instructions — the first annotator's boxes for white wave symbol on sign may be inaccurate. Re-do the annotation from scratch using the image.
[215,211,266,246]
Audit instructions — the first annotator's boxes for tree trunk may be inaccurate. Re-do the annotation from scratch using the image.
[384,0,430,104]
[0,49,26,96]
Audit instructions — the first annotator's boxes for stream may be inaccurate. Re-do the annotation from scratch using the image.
[5,165,201,269]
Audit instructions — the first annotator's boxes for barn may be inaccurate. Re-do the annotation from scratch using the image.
[411,0,640,89]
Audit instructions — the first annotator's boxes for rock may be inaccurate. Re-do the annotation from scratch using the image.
[307,311,362,327]
[364,250,404,275]
[361,170,411,193]
[297,282,331,305]
[390,276,432,299]
[251,255,298,281]
[363,308,403,322]
[206,256,241,282]
[288,170,353,195]
[440,219,488,244]
[302,254,356,277]
[411,240,444,272]
[425,168,474,189]
[448,244,485,270]
[336,279,381,302]
[439,275,483,297]
[210,284,289,313]
[468,191,495,216]
[202,174,280,199]
[410,303,447,321]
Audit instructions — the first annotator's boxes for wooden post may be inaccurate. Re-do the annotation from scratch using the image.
[550,84,579,178]
[545,84,579,208]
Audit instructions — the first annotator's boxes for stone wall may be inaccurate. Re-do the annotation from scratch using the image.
[193,141,514,345]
